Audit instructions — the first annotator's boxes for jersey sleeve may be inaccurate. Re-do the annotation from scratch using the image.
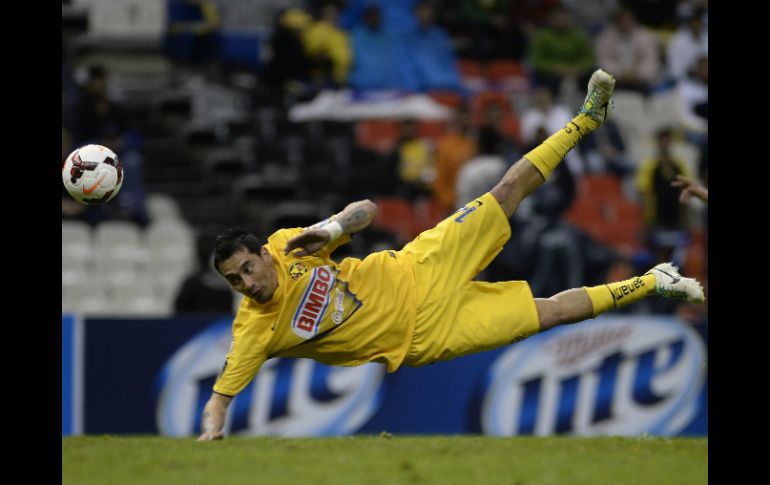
[213,313,268,397]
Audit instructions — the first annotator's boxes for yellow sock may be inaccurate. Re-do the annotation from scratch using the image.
[524,114,599,179]
[584,273,657,317]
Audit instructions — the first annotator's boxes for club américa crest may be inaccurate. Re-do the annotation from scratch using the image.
[289,262,309,281]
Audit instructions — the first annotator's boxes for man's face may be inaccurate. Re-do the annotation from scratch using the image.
[218,247,278,303]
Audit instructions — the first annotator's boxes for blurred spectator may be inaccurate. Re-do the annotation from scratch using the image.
[520,86,585,174]
[562,0,619,34]
[529,6,595,98]
[506,0,562,36]
[303,1,352,88]
[264,7,314,97]
[620,0,678,29]
[348,5,419,92]
[447,0,528,61]
[69,65,127,146]
[340,0,419,34]
[635,130,695,312]
[407,1,464,92]
[594,7,660,95]
[455,127,506,208]
[476,98,520,157]
[66,65,149,226]
[175,240,235,314]
[676,0,709,28]
[676,55,708,143]
[671,174,708,204]
[164,0,222,65]
[666,6,708,82]
[431,106,478,212]
[697,138,707,184]
[396,119,434,200]
[576,120,632,176]
[520,87,570,145]
[636,128,691,229]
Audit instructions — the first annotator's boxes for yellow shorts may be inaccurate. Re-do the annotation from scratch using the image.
[399,192,541,367]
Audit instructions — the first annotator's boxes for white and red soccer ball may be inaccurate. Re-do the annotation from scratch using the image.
[62,144,123,205]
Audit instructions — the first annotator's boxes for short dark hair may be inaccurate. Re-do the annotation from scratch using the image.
[213,228,263,272]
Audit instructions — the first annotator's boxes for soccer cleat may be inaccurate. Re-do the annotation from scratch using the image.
[579,69,616,126]
[645,262,705,303]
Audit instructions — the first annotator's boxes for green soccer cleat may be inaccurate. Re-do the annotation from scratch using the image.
[579,69,616,126]
[645,262,705,303]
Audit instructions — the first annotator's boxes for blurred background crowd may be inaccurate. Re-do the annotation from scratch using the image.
[61,0,708,325]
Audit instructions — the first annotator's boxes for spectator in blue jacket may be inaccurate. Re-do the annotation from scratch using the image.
[407,1,464,92]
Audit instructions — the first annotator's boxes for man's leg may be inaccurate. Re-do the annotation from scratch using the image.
[535,262,705,331]
[490,69,616,218]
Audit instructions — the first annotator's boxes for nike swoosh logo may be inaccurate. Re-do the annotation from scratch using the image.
[82,174,107,195]
[657,269,681,284]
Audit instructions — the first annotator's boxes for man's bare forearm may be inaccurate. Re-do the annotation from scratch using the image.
[198,392,232,440]
[336,199,378,234]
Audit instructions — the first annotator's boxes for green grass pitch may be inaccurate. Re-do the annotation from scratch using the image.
[63,435,707,485]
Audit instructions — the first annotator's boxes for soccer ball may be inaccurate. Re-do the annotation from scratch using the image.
[62,144,124,205]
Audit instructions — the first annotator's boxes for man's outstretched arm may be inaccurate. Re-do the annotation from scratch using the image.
[671,175,708,203]
[284,199,378,257]
[197,392,233,441]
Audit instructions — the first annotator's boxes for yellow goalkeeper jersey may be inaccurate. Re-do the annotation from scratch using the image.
[213,227,417,397]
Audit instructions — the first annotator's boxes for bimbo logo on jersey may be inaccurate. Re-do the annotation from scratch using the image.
[156,320,385,436]
[480,316,706,436]
[292,266,336,339]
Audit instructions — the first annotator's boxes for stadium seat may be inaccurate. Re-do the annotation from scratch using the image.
[564,175,643,251]
[486,60,530,93]
[486,60,526,80]
[112,272,174,317]
[470,91,513,125]
[412,198,450,235]
[146,193,183,222]
[417,120,448,142]
[201,148,250,194]
[457,59,487,91]
[581,174,623,199]
[427,91,465,109]
[94,221,142,252]
[499,114,522,144]
[609,90,652,159]
[93,221,146,269]
[67,279,112,316]
[647,90,683,132]
[88,0,165,37]
[231,174,299,224]
[372,198,418,244]
[457,59,484,78]
[260,201,325,234]
[62,220,93,263]
[355,120,400,153]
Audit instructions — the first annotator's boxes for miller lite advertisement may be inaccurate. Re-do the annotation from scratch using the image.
[62,314,707,436]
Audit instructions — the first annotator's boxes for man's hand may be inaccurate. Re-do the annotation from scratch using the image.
[283,200,378,257]
[284,229,331,257]
[197,393,231,441]
[197,431,225,441]
[671,175,708,203]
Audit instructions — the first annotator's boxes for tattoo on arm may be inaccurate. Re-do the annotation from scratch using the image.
[338,207,368,231]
